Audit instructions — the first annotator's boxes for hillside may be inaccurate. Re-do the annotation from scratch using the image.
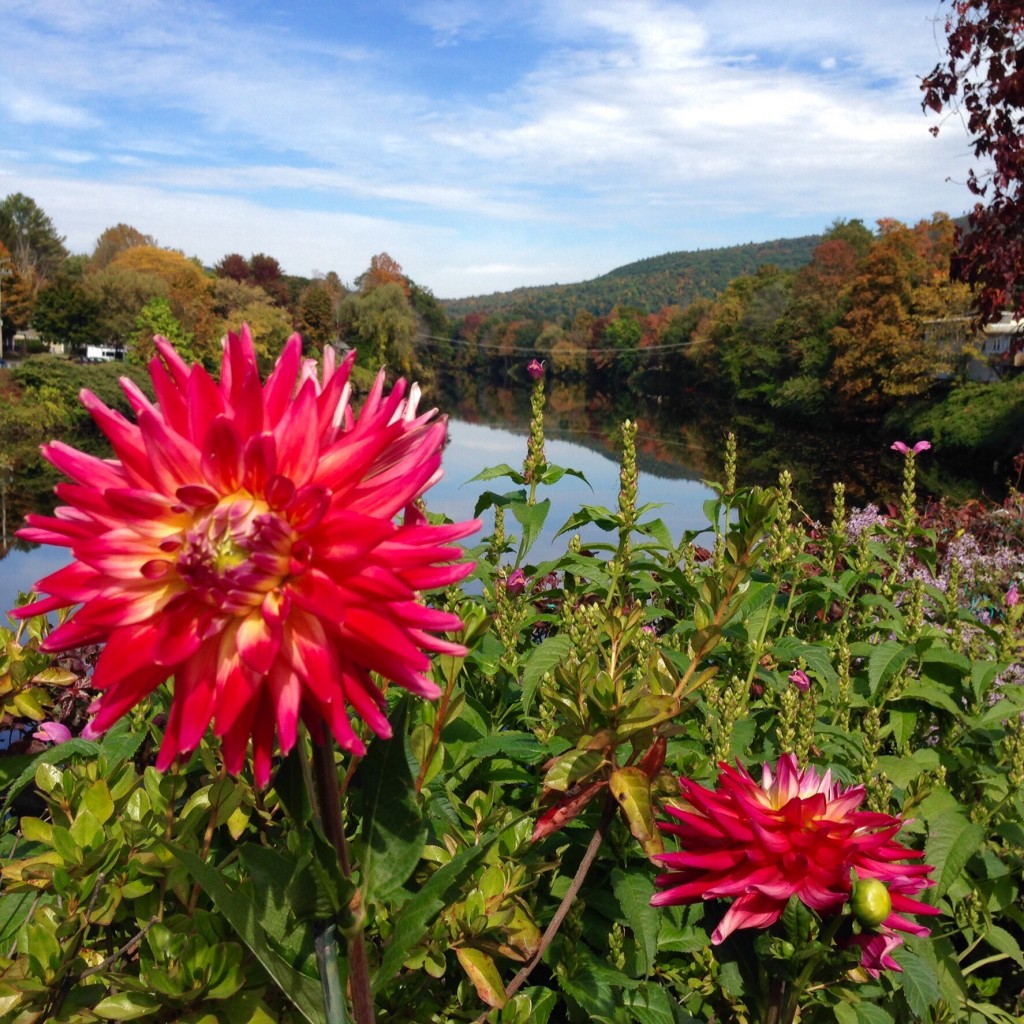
[442,234,823,320]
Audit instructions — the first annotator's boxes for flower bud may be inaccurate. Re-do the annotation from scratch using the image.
[851,877,892,928]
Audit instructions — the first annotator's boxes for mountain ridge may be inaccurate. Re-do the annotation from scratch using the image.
[441,233,824,321]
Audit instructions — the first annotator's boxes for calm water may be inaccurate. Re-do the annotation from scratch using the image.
[0,415,716,618]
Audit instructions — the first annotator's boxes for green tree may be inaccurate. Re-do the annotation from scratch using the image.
[341,282,418,374]
[86,266,168,347]
[0,193,68,290]
[32,276,102,355]
[130,295,195,365]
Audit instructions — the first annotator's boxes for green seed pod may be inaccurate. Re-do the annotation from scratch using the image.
[851,877,892,928]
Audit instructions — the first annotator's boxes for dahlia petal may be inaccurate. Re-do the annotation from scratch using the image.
[201,416,245,493]
[712,893,785,943]
[186,364,226,444]
[262,333,303,423]
[236,612,282,675]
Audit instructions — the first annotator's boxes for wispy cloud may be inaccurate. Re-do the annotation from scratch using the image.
[0,0,971,296]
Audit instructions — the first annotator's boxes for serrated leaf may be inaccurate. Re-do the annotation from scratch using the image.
[468,463,526,485]
[467,731,544,763]
[926,810,984,899]
[771,636,838,686]
[521,634,572,715]
[611,868,659,976]
[511,496,551,559]
[867,640,914,695]
[893,944,940,1020]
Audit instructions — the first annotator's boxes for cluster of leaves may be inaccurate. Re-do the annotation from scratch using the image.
[1,418,1023,1022]
[922,0,1024,324]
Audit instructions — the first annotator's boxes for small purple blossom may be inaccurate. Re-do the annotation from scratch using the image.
[891,440,932,456]
[526,359,545,380]
[35,721,72,744]
[788,669,811,693]
[1007,584,1019,608]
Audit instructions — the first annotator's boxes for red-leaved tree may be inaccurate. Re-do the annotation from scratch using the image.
[922,1,1024,323]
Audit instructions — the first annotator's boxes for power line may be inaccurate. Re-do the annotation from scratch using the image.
[413,331,700,356]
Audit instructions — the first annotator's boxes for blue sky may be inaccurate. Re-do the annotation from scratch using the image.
[0,0,970,298]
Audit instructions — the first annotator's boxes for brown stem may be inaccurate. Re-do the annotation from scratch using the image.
[473,796,616,1024]
[311,739,375,1024]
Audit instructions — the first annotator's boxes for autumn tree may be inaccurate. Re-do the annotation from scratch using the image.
[357,252,409,295]
[215,253,251,284]
[108,246,219,362]
[89,224,156,272]
[0,193,68,290]
[298,284,338,352]
[86,266,167,346]
[0,240,34,346]
[922,1,1024,322]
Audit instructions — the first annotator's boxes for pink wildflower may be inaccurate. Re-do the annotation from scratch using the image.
[788,669,811,692]
[1007,584,1019,608]
[526,359,545,380]
[890,440,932,456]
[35,721,72,744]
[12,326,480,786]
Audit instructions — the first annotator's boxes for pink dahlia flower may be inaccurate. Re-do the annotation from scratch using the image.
[13,327,479,785]
[651,754,939,969]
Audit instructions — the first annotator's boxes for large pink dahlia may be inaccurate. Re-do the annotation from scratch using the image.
[651,754,939,971]
[13,327,479,785]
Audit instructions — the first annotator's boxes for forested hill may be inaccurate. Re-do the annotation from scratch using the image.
[442,233,823,320]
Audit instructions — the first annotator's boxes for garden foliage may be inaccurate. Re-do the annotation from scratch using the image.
[0,394,1022,1023]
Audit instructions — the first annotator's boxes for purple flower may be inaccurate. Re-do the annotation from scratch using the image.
[890,440,932,456]
[35,721,72,744]
[1007,585,1020,608]
[526,359,545,380]
[788,669,811,692]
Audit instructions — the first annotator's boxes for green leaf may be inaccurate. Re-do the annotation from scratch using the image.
[771,636,838,686]
[467,731,545,764]
[983,924,1024,968]
[867,640,914,696]
[926,810,985,899]
[468,463,526,486]
[876,749,940,790]
[0,739,100,816]
[611,868,660,976]
[853,1003,895,1024]
[164,843,325,1024]
[543,749,604,791]
[511,496,551,559]
[893,944,940,1020]
[92,992,163,1020]
[521,634,572,715]
[456,946,506,1008]
[358,697,427,901]
[373,829,505,990]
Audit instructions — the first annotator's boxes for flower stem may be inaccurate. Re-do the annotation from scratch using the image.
[311,737,375,1024]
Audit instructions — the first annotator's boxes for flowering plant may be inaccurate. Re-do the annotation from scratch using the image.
[1,349,1021,1024]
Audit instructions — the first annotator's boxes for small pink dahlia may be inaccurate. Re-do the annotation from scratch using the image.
[651,754,939,969]
[13,327,479,785]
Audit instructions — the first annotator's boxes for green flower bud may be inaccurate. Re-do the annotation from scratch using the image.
[851,877,892,928]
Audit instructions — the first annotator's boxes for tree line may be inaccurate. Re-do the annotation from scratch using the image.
[0,194,448,382]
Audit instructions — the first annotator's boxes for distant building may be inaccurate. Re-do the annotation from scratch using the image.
[921,313,1024,382]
